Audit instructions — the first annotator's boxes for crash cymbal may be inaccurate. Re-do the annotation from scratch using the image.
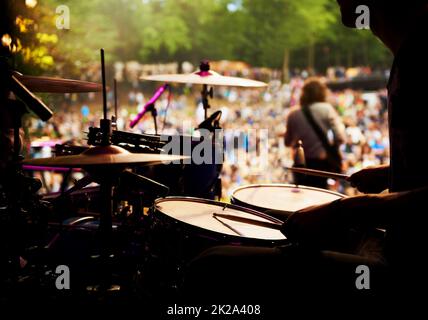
[13,72,103,93]
[142,70,267,88]
[22,145,189,167]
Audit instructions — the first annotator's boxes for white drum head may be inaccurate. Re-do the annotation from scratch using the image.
[155,198,286,241]
[232,184,345,213]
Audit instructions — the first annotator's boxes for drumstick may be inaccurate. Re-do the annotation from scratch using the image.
[286,167,350,181]
[212,215,243,236]
[212,213,282,230]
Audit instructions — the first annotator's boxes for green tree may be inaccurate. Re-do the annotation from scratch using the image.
[235,0,335,80]
[7,0,394,79]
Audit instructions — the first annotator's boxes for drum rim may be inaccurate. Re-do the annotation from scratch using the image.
[230,184,346,215]
[231,183,346,200]
[154,196,284,224]
[153,196,286,242]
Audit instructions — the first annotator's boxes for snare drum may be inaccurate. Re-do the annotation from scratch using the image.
[141,197,286,294]
[146,197,286,264]
[231,184,345,221]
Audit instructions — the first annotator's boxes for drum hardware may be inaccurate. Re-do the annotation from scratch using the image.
[115,170,170,217]
[200,61,214,120]
[54,143,89,156]
[9,76,53,122]
[43,185,102,219]
[196,110,222,132]
[87,127,165,153]
[22,165,81,172]
[4,68,104,137]
[55,174,94,200]
[85,126,223,199]
[144,103,159,134]
[142,60,267,120]
[3,60,104,122]
[112,78,119,130]
[119,170,169,198]
[130,83,169,134]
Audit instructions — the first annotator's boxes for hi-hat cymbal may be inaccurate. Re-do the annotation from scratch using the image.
[142,70,267,88]
[13,72,103,93]
[22,145,189,167]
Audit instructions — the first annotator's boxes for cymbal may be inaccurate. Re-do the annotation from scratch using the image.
[142,70,267,88]
[13,72,103,93]
[22,145,189,167]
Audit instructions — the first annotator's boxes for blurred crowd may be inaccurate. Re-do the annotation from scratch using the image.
[25,69,390,200]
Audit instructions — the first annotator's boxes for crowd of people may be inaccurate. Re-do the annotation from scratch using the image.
[25,69,390,200]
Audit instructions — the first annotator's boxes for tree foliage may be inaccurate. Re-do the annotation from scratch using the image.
[4,0,392,77]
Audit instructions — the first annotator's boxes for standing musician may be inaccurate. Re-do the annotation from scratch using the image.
[183,0,428,304]
[285,77,346,188]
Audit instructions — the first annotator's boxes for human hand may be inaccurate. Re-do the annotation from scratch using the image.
[282,199,350,249]
[347,165,389,194]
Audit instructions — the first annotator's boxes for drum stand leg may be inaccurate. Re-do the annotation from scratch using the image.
[86,171,121,294]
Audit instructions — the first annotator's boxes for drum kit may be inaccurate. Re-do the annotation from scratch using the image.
[0,51,346,301]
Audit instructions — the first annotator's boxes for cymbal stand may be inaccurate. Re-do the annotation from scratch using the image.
[201,84,213,120]
[85,49,120,292]
[99,49,112,146]
[199,60,214,120]
[112,78,118,130]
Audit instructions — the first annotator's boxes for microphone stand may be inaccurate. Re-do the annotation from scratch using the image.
[134,103,158,135]
[148,103,158,135]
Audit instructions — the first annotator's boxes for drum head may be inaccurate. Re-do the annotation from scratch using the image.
[154,197,286,242]
[231,184,345,213]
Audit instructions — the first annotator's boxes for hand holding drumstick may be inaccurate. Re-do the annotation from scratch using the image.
[287,164,390,194]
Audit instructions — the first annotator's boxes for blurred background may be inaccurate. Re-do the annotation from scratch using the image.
[1,0,391,198]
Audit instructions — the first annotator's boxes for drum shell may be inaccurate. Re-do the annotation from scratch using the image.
[140,197,287,295]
